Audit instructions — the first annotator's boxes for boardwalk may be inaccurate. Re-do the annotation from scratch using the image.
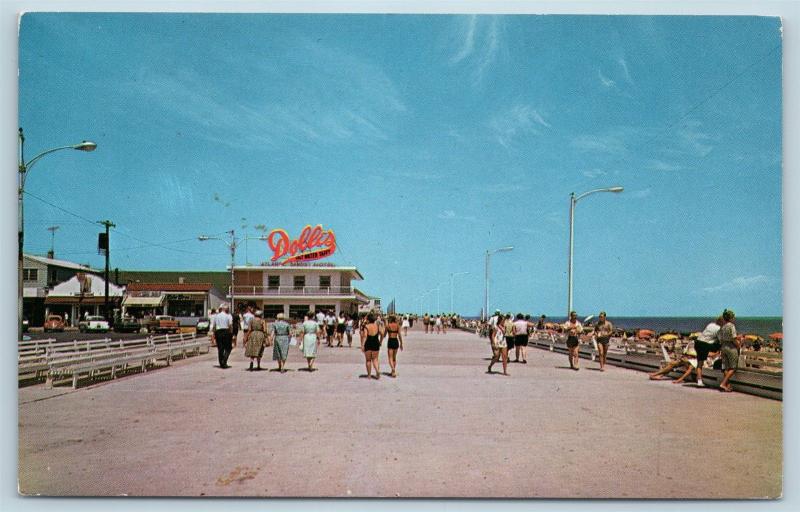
[18,326,782,498]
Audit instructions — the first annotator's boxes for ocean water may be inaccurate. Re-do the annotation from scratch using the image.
[466,316,783,339]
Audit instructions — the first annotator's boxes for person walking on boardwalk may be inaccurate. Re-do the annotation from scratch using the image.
[694,316,722,387]
[488,314,509,375]
[301,311,321,371]
[325,310,337,347]
[360,312,384,379]
[384,314,404,377]
[212,304,234,369]
[717,309,739,392]
[244,310,267,371]
[563,311,584,370]
[504,314,516,359]
[271,312,291,372]
[594,311,614,371]
[423,313,430,334]
[335,311,346,347]
[241,304,255,350]
[345,314,355,347]
[513,313,529,364]
[401,314,410,336]
[208,308,218,347]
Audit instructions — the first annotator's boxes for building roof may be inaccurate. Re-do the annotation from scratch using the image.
[23,254,97,272]
[115,271,229,294]
[126,282,213,292]
[49,274,124,297]
[232,265,364,280]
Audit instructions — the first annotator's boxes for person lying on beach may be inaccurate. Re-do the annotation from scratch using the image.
[649,347,698,383]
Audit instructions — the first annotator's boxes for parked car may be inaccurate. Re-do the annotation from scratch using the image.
[195,317,210,335]
[79,315,110,333]
[44,314,65,332]
[114,316,142,333]
[143,315,181,334]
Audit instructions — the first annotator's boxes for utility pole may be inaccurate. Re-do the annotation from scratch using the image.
[46,225,59,259]
[98,219,115,320]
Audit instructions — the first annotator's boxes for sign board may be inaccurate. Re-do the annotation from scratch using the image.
[267,225,336,265]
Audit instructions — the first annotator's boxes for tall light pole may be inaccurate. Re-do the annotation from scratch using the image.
[567,186,624,316]
[18,127,97,339]
[484,246,513,321]
[199,230,239,312]
[449,271,470,314]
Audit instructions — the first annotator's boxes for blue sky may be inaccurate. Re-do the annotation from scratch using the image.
[18,13,782,317]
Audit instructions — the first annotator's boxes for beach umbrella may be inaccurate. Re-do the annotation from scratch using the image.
[744,334,762,342]
[769,332,783,341]
[637,329,655,339]
[658,333,679,341]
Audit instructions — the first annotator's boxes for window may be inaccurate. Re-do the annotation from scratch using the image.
[262,304,284,319]
[319,275,331,289]
[289,305,310,320]
[267,275,280,290]
[293,275,305,290]
[23,268,38,281]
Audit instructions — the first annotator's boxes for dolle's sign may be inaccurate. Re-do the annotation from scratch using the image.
[267,225,336,265]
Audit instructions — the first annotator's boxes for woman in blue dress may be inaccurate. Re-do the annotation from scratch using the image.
[271,312,292,372]
[301,311,321,371]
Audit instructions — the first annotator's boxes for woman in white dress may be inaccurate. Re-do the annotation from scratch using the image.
[401,315,410,336]
[301,311,321,371]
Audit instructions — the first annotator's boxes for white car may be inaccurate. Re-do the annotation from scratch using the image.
[79,315,110,333]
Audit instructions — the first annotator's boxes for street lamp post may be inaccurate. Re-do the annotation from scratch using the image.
[199,230,239,312]
[484,247,513,321]
[18,127,96,340]
[567,186,624,316]
[449,271,470,314]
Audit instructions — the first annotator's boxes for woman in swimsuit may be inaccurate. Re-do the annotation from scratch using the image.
[360,312,384,379]
[385,314,404,378]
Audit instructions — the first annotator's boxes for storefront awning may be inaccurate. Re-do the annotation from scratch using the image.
[122,295,165,307]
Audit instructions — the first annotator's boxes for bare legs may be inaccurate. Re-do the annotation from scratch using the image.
[488,347,509,375]
[719,368,735,392]
[364,350,380,379]
[569,345,580,370]
[388,348,398,377]
[598,342,608,371]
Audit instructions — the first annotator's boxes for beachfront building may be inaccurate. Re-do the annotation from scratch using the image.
[22,254,102,327]
[44,273,124,325]
[115,271,228,326]
[231,263,367,319]
[358,295,383,315]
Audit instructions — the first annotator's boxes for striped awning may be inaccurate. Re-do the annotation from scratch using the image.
[122,295,165,307]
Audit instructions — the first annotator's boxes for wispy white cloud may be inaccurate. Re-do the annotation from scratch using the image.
[702,275,772,293]
[450,16,502,85]
[483,183,530,194]
[618,57,633,83]
[646,159,684,172]
[629,188,652,199]
[451,15,477,64]
[437,209,477,222]
[490,104,550,148]
[678,121,714,157]
[571,134,627,155]
[598,69,616,88]
[582,169,608,179]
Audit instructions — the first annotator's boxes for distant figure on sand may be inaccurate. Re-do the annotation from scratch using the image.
[385,314,403,377]
[563,311,583,371]
[594,311,614,371]
[361,312,384,379]
[302,311,321,371]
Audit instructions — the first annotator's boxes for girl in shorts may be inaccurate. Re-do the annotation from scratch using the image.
[563,311,584,370]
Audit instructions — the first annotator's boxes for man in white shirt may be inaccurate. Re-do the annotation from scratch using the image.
[325,311,336,347]
[695,317,723,387]
[213,304,234,369]
[208,308,218,346]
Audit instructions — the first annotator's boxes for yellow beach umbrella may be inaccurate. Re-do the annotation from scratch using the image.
[659,334,679,341]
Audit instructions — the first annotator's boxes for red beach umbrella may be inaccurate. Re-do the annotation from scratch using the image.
[769,332,783,341]
[637,329,655,339]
